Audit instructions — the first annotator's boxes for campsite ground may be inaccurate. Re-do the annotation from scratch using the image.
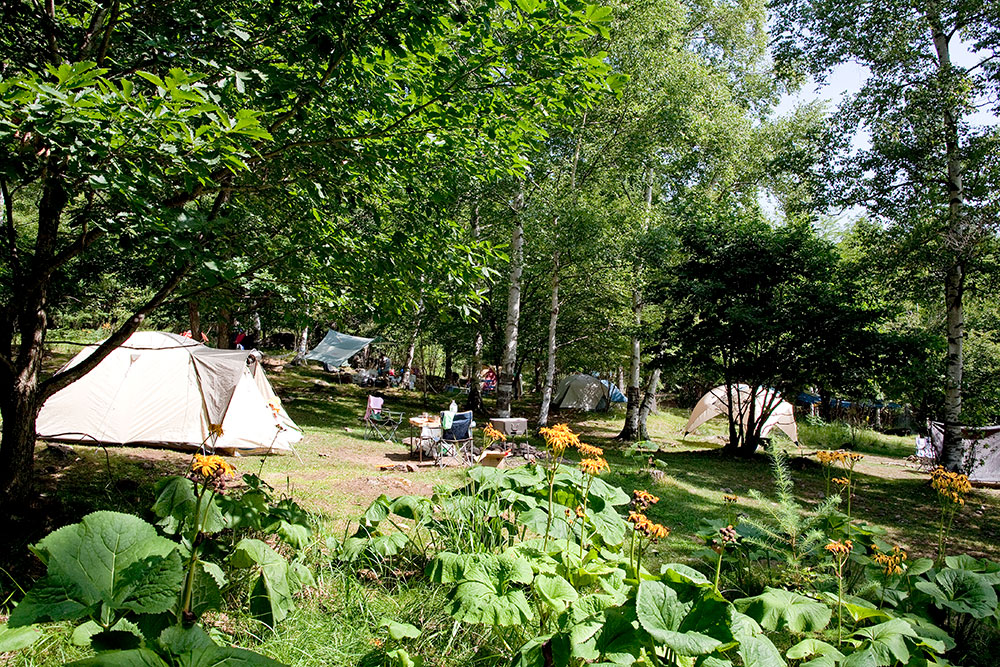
[6,353,1000,665]
[12,355,1000,563]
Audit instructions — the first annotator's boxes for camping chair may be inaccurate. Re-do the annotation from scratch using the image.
[361,395,404,442]
[437,410,476,465]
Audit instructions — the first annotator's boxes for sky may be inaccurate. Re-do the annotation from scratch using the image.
[765,36,997,228]
[774,36,999,130]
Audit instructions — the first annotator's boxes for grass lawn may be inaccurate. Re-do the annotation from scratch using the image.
[4,352,1000,665]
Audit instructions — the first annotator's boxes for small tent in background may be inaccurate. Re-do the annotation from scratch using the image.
[306,329,374,370]
[601,379,627,404]
[918,422,1000,484]
[554,374,611,411]
[37,332,301,455]
[684,385,798,442]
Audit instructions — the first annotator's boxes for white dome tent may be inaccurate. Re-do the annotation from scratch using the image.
[36,332,302,455]
[683,384,798,443]
[553,374,613,411]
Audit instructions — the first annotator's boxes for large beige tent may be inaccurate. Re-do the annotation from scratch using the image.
[554,374,611,411]
[683,384,798,442]
[37,332,302,455]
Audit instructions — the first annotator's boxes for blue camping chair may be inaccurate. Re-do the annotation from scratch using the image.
[437,410,476,465]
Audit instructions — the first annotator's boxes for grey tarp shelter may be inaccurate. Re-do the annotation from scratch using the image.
[918,422,1000,484]
[305,329,374,369]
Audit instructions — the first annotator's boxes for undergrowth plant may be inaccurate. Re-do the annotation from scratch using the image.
[0,454,314,666]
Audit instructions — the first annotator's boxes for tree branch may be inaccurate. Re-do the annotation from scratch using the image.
[39,262,192,401]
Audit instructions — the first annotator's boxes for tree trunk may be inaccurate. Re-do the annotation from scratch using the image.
[291,324,310,365]
[0,364,43,509]
[466,330,485,413]
[251,311,262,348]
[537,251,561,427]
[401,304,423,386]
[444,345,454,384]
[942,261,965,469]
[188,300,202,340]
[618,291,642,440]
[216,307,232,349]
[497,190,525,418]
[930,20,967,471]
[637,369,661,441]
[616,366,625,394]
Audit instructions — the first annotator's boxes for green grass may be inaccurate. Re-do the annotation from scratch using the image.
[5,348,1000,665]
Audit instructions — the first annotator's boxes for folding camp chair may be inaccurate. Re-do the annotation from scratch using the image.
[437,410,476,465]
[361,395,404,442]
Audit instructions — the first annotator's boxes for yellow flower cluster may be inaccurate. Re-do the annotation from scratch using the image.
[539,423,581,457]
[872,545,908,576]
[818,450,864,466]
[833,477,850,487]
[578,442,604,457]
[931,466,972,505]
[580,457,609,476]
[628,512,671,540]
[824,539,854,556]
[482,423,507,443]
[191,454,236,479]
[208,423,224,438]
[723,494,738,504]
[633,490,659,510]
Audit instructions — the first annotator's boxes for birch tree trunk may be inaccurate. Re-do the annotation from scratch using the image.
[401,311,422,386]
[537,250,561,426]
[466,203,486,413]
[497,190,525,418]
[930,19,967,471]
[618,167,653,441]
[291,324,310,365]
[637,369,661,441]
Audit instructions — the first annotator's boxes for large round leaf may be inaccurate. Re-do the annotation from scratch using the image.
[736,588,831,633]
[636,580,733,656]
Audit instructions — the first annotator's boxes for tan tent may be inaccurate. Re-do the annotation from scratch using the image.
[37,332,302,455]
[554,374,611,411]
[683,384,798,442]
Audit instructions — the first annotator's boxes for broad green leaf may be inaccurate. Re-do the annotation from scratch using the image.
[152,477,227,536]
[380,618,421,640]
[916,568,998,618]
[387,648,424,667]
[635,580,733,656]
[594,607,641,665]
[731,612,786,667]
[534,573,579,610]
[852,618,917,666]
[10,512,181,627]
[737,588,831,633]
[786,638,845,667]
[230,538,294,626]
[0,623,42,652]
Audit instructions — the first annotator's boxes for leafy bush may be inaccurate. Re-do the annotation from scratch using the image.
[1,462,313,665]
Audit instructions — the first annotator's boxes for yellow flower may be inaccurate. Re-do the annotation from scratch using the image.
[578,442,604,457]
[633,490,659,510]
[191,454,235,479]
[824,540,853,556]
[580,457,609,476]
[931,466,971,505]
[872,545,908,576]
[723,494,738,504]
[208,423,224,438]
[643,522,671,540]
[539,423,581,457]
[483,424,507,443]
[628,512,652,531]
[833,477,850,487]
